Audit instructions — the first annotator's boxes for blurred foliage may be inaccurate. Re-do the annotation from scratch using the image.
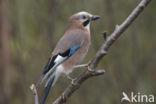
[0,0,156,104]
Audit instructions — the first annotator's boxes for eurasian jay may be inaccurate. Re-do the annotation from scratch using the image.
[37,11,100,104]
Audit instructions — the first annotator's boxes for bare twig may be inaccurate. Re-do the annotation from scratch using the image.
[90,0,152,69]
[52,0,152,104]
[30,84,39,104]
[53,70,105,104]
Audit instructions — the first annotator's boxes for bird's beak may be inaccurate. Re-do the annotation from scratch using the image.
[90,15,100,21]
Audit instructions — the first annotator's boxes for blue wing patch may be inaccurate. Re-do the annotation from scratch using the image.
[69,44,79,56]
[42,44,79,76]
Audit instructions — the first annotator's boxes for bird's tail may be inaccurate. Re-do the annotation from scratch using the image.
[36,75,44,88]
[40,70,61,104]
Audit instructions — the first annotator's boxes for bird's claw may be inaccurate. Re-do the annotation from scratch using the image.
[86,60,92,67]
[86,61,95,72]
[71,79,78,86]
[87,66,95,72]
[66,75,78,86]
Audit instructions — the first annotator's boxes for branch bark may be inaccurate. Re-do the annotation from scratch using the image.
[30,0,152,104]
[30,84,39,104]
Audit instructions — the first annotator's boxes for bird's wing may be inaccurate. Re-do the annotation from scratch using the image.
[37,29,84,85]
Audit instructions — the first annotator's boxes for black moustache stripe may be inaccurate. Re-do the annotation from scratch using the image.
[83,20,90,27]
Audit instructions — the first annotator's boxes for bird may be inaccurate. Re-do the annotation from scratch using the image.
[36,11,100,104]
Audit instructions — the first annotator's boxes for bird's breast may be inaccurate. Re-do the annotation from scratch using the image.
[62,33,90,71]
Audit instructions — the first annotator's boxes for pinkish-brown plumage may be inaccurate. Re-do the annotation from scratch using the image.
[52,13,91,72]
[38,11,100,104]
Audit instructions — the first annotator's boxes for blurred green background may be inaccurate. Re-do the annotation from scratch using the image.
[0,0,155,104]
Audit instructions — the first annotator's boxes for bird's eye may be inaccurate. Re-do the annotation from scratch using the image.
[82,15,86,19]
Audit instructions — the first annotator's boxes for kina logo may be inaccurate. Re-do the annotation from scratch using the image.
[121,92,154,103]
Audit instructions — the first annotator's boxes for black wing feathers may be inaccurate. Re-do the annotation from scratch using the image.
[42,48,71,75]
[42,44,80,75]
[42,58,51,75]
[42,55,57,75]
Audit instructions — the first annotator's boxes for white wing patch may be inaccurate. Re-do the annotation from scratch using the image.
[54,55,66,64]
[41,55,67,84]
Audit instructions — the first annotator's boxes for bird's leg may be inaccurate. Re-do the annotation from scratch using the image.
[66,74,73,81]
[73,64,88,69]
[65,74,77,86]
[74,60,92,69]
[74,61,95,72]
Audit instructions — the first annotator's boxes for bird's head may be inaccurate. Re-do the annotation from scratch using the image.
[68,11,100,31]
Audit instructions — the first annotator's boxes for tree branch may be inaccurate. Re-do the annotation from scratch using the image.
[30,84,39,104]
[30,0,152,104]
[53,69,104,104]
[90,0,152,69]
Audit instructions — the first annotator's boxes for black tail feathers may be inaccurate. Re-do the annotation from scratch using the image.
[40,75,55,104]
[36,75,44,88]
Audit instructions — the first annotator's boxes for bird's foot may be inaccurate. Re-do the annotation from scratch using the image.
[66,75,78,86]
[73,60,92,69]
[87,66,95,72]
[85,61,95,72]
[86,60,92,67]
